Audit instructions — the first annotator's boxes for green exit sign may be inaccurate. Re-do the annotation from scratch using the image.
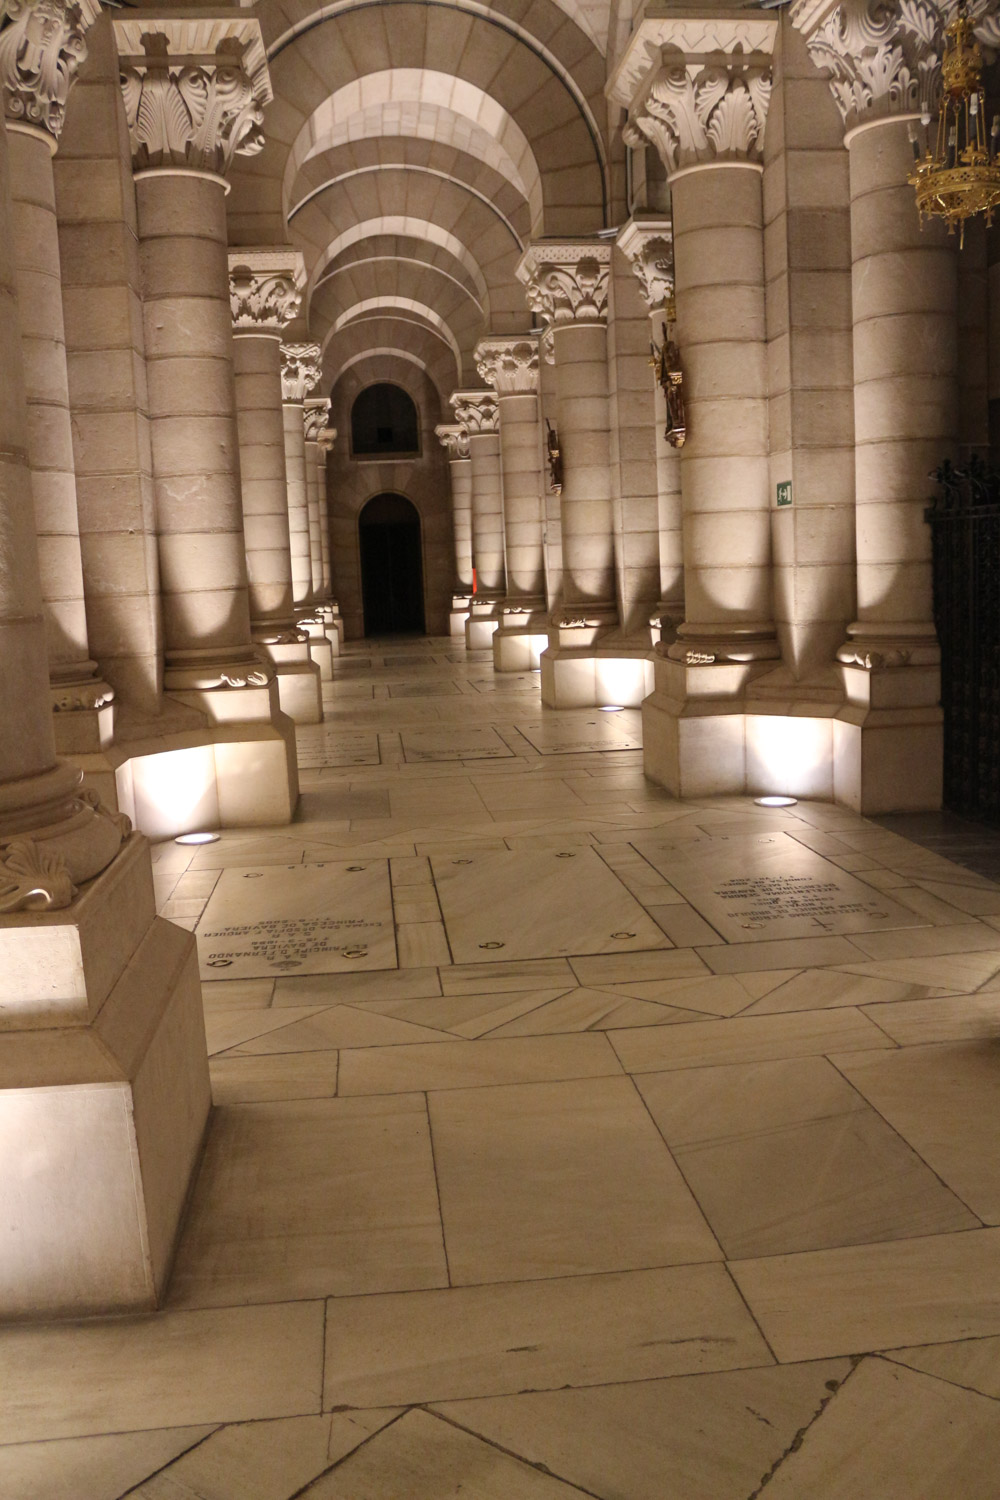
[776,481,793,507]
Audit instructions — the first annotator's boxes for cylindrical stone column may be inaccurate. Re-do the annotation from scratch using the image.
[844,117,956,659]
[0,103,123,890]
[281,343,322,611]
[435,422,474,637]
[476,337,548,670]
[229,255,321,724]
[618,218,684,644]
[517,244,619,650]
[303,398,329,597]
[669,164,775,662]
[2,0,114,747]
[539,332,563,613]
[450,390,504,649]
[304,398,341,663]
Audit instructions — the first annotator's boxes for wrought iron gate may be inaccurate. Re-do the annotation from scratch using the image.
[927,458,1000,820]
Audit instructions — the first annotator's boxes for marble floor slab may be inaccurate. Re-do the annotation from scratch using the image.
[634,830,924,943]
[434,1360,852,1500]
[430,847,669,962]
[400,727,514,761]
[0,1300,325,1443]
[338,1032,623,1096]
[430,1075,721,1283]
[169,1094,448,1307]
[0,1426,214,1500]
[294,729,380,769]
[512,716,643,754]
[759,1357,1000,1499]
[195,861,397,978]
[322,1264,773,1407]
[730,1225,1000,1360]
[638,1056,977,1258]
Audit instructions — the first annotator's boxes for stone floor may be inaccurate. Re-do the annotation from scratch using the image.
[4,635,1000,1498]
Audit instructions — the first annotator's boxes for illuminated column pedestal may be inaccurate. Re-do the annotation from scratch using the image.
[450,391,503,650]
[229,256,322,725]
[476,338,549,673]
[435,423,474,637]
[0,103,209,1320]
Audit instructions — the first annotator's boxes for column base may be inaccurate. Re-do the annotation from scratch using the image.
[465,598,500,650]
[450,595,472,637]
[0,835,210,1319]
[311,604,343,662]
[493,627,550,673]
[540,640,655,709]
[255,630,323,725]
[50,668,116,755]
[295,615,335,681]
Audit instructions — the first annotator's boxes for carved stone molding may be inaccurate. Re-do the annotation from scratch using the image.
[0,0,100,143]
[0,837,76,912]
[790,0,945,128]
[608,15,777,177]
[229,249,304,333]
[617,217,674,312]
[515,242,612,326]
[303,397,332,443]
[435,422,471,460]
[113,13,271,177]
[449,389,499,436]
[475,336,539,395]
[280,342,322,403]
[316,425,336,454]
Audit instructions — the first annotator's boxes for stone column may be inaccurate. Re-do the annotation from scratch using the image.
[450,390,504,649]
[229,250,321,723]
[435,422,474,636]
[517,242,623,705]
[304,397,342,662]
[280,344,333,680]
[795,0,957,810]
[1,0,115,756]
[539,330,564,615]
[0,103,208,1321]
[617,217,684,646]
[115,13,298,827]
[475,337,550,671]
[610,14,779,787]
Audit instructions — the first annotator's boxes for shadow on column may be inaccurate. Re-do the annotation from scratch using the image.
[359,493,426,636]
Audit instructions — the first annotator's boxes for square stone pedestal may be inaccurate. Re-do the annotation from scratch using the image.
[0,836,210,1319]
[540,642,654,709]
[449,596,471,637]
[831,659,943,812]
[465,600,499,650]
[267,642,322,725]
[493,626,549,673]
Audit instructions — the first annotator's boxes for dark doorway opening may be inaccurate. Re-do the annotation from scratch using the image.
[351,383,419,456]
[359,493,426,636]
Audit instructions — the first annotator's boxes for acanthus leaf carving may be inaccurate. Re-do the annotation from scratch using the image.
[449,390,499,435]
[634,58,773,175]
[78,786,132,841]
[475,337,539,395]
[515,244,611,326]
[303,398,332,443]
[434,422,470,460]
[621,229,675,312]
[0,0,98,142]
[115,19,270,177]
[0,837,77,913]
[795,0,944,128]
[280,342,322,403]
[230,267,301,332]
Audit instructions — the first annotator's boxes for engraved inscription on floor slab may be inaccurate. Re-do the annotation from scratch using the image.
[195,861,397,978]
[430,848,670,962]
[388,681,462,698]
[401,728,515,762]
[515,716,642,755]
[294,728,380,768]
[634,832,925,942]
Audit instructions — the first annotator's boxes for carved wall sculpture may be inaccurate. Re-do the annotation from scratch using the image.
[281,342,323,403]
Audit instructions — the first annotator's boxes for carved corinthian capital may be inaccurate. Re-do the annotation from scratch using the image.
[616,217,675,312]
[449,389,499,436]
[435,422,470,460]
[608,15,778,176]
[475,336,540,395]
[229,248,304,333]
[791,0,944,129]
[0,0,100,143]
[303,397,332,444]
[280,342,322,403]
[515,242,611,326]
[113,13,271,176]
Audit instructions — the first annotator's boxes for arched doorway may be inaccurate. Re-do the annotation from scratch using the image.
[359,493,426,636]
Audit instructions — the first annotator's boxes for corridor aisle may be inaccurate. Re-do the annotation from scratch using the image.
[3,638,1000,1497]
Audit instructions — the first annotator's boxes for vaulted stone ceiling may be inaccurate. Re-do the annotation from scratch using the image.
[224,0,629,411]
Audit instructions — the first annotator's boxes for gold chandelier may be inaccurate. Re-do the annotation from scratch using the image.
[910,2,1000,247]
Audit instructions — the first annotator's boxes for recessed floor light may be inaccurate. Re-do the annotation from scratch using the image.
[174,831,221,845]
[600,705,625,712]
[754,795,798,808]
